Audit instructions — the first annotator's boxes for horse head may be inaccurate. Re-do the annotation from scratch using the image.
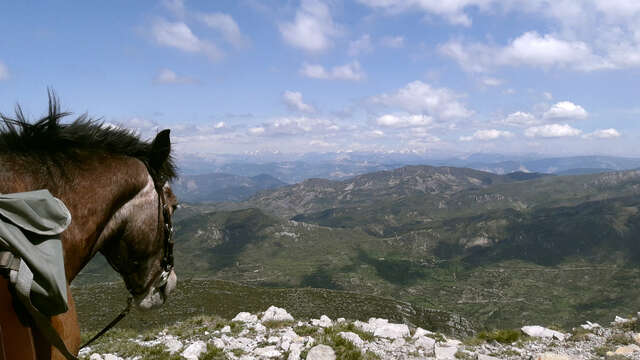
[99,129,179,310]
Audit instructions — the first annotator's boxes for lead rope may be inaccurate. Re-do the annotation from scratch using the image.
[79,296,133,350]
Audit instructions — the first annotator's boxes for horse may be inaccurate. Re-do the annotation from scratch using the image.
[0,94,179,359]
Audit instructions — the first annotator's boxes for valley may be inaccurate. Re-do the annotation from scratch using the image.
[77,164,640,331]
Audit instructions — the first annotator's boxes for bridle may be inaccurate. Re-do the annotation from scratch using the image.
[153,180,174,290]
[80,179,175,350]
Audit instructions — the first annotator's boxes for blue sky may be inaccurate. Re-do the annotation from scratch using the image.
[1,0,640,158]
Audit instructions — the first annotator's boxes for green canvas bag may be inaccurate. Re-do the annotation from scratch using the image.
[0,189,71,316]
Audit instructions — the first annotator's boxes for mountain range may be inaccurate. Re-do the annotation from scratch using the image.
[79,164,640,329]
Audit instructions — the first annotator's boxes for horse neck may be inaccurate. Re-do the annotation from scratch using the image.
[0,153,151,282]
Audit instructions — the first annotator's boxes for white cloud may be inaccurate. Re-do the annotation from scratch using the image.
[543,101,588,120]
[502,111,539,127]
[279,0,341,52]
[299,63,328,78]
[524,123,582,138]
[376,114,432,128]
[356,0,492,26]
[300,61,365,81]
[309,139,334,147]
[482,77,502,86]
[154,68,196,84]
[214,121,225,129]
[369,129,385,137]
[331,61,366,80]
[543,92,553,100]
[583,128,621,139]
[460,129,513,141]
[248,126,265,135]
[162,0,185,17]
[370,81,473,120]
[440,32,609,72]
[348,34,373,56]
[0,62,8,80]
[380,35,405,48]
[283,91,315,113]
[198,12,247,48]
[151,19,222,60]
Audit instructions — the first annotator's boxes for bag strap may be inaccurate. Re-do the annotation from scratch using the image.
[10,260,78,360]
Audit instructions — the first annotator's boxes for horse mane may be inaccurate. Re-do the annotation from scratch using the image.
[0,92,177,183]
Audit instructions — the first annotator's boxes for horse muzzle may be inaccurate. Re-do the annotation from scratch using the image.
[135,269,177,311]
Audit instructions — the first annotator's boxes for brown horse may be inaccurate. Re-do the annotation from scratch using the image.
[0,95,178,359]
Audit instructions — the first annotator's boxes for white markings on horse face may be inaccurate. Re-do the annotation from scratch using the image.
[136,269,177,310]
[100,175,176,309]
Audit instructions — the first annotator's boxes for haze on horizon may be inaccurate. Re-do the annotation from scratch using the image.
[1,0,639,159]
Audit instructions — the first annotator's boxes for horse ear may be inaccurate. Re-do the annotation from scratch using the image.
[150,129,171,170]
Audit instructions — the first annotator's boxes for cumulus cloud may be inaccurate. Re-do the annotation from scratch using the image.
[0,62,8,80]
[300,61,365,81]
[348,34,373,56]
[460,129,513,141]
[524,123,582,138]
[356,0,491,26]
[279,0,341,52]
[583,128,621,139]
[440,32,608,72]
[482,77,502,86]
[154,68,197,84]
[249,116,340,137]
[376,114,432,128]
[283,91,315,113]
[163,0,186,17]
[543,101,588,120]
[502,111,539,127]
[380,35,405,48]
[198,12,247,48]
[370,81,473,120]
[151,19,222,60]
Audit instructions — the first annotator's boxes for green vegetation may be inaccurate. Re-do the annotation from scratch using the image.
[77,167,640,330]
[476,329,523,344]
[314,325,380,360]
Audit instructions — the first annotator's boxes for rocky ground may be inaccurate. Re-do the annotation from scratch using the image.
[81,306,640,360]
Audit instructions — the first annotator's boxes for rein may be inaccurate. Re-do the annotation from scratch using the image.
[78,181,174,351]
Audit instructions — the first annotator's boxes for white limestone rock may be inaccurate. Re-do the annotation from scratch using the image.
[612,316,632,325]
[477,354,500,360]
[233,312,258,323]
[307,344,337,360]
[521,325,566,341]
[261,306,294,323]
[288,343,304,360]
[182,341,207,360]
[311,315,333,328]
[102,355,123,360]
[614,344,640,355]
[254,345,282,358]
[435,345,458,360]
[580,321,601,330]
[413,327,434,338]
[164,336,183,354]
[89,355,103,360]
[414,335,436,354]
[534,353,570,360]
[339,332,365,349]
[374,322,410,339]
[221,325,231,334]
